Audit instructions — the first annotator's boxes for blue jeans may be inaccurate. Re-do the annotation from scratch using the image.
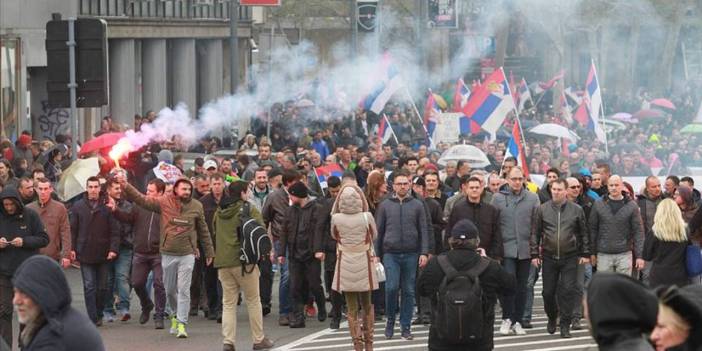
[81,262,110,323]
[274,240,290,315]
[523,264,540,322]
[383,252,419,330]
[500,258,530,324]
[105,247,133,315]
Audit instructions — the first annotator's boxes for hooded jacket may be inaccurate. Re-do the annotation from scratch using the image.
[12,255,104,351]
[69,193,120,264]
[330,184,379,292]
[213,197,264,269]
[123,182,214,258]
[490,187,540,260]
[374,194,430,256]
[587,273,656,351]
[0,188,49,277]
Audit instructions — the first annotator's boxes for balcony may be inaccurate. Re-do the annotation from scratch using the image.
[78,0,251,21]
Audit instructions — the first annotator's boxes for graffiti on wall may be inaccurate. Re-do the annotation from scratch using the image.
[37,100,70,140]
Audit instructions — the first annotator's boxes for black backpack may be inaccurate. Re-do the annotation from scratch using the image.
[433,255,490,344]
[238,202,272,274]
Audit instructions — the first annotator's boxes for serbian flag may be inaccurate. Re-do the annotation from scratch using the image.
[560,91,573,124]
[538,69,565,91]
[505,121,529,178]
[462,68,516,135]
[586,61,606,143]
[452,78,471,112]
[361,56,404,114]
[315,163,344,189]
[378,114,398,145]
[424,91,440,144]
[574,97,591,128]
[515,78,532,113]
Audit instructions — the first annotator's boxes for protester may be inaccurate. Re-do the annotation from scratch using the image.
[26,178,71,268]
[12,255,104,351]
[651,285,702,351]
[589,175,645,275]
[330,183,378,350]
[0,187,49,346]
[103,177,134,322]
[565,176,593,330]
[375,169,430,340]
[491,166,539,336]
[278,181,327,328]
[418,219,515,351]
[586,272,657,351]
[642,199,688,288]
[199,173,226,322]
[214,180,274,351]
[69,176,120,326]
[0,159,18,189]
[315,176,344,329]
[109,178,166,329]
[530,179,589,338]
[363,170,388,320]
[118,175,215,338]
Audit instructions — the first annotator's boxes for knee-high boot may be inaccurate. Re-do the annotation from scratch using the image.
[347,308,363,351]
[363,306,375,351]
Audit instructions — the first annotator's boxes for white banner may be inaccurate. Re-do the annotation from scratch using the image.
[432,112,464,145]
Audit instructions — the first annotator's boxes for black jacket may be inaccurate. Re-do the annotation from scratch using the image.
[69,194,120,264]
[642,235,688,289]
[0,188,49,277]
[280,198,323,261]
[13,255,104,351]
[316,196,337,254]
[531,200,590,260]
[199,192,226,247]
[447,198,503,260]
[418,249,515,351]
[424,197,445,255]
[587,273,656,351]
[112,205,161,255]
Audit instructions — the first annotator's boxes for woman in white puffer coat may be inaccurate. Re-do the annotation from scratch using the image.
[331,183,379,351]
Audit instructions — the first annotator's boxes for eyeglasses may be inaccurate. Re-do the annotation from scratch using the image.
[510,177,524,182]
[569,185,582,189]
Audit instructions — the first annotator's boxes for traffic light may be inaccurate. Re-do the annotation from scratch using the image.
[45,18,108,108]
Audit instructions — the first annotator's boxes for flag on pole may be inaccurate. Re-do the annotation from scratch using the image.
[515,78,532,113]
[361,57,404,114]
[452,78,471,112]
[505,121,529,178]
[560,91,573,124]
[585,62,606,143]
[564,87,583,105]
[315,164,344,189]
[538,69,565,91]
[461,68,516,135]
[378,114,398,145]
[573,98,591,128]
[424,91,440,145]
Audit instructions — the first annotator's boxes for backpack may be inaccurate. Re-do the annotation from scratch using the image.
[238,202,272,274]
[433,255,490,344]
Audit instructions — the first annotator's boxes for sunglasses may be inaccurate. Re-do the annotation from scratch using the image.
[569,185,582,189]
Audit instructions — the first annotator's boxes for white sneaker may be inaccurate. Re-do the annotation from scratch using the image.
[499,319,512,336]
[512,322,527,335]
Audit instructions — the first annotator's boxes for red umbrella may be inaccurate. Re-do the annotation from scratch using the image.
[633,109,665,120]
[650,98,676,110]
[78,132,125,155]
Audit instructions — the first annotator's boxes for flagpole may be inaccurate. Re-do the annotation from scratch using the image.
[591,59,609,156]
[501,67,529,156]
[312,167,327,197]
[383,113,399,145]
[404,86,433,147]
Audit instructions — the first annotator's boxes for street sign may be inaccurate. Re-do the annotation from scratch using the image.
[357,0,378,32]
[45,18,108,108]
[240,0,281,6]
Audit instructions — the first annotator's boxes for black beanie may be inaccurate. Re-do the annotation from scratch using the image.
[288,181,309,198]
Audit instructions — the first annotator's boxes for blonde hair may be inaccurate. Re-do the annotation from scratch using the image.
[652,199,688,242]
[658,303,691,334]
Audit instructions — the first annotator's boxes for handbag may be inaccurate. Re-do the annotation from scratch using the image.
[363,213,386,283]
[686,244,702,277]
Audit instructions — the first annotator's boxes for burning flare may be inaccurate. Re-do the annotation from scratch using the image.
[109,138,133,169]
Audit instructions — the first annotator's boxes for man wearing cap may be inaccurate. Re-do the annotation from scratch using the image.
[116,174,214,339]
[277,181,327,328]
[531,179,590,338]
[203,160,219,178]
[418,219,515,351]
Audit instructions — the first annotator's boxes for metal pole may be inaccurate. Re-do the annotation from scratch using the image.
[266,16,273,141]
[350,0,357,59]
[230,0,239,95]
[68,18,79,161]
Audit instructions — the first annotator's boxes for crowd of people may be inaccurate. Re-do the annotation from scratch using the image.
[0,80,701,351]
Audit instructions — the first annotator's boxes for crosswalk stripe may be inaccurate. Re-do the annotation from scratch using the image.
[309,329,591,344]
[495,336,592,348]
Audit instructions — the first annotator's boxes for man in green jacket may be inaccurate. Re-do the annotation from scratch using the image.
[214,180,274,351]
[117,175,214,339]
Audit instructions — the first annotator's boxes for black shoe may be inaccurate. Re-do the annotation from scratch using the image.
[208,312,218,321]
[262,305,271,317]
[139,303,154,325]
[330,318,340,329]
[547,318,557,334]
[289,320,306,328]
[154,319,164,329]
[189,307,198,316]
[411,318,423,325]
[571,319,582,330]
[521,320,533,329]
[375,311,383,321]
[560,326,572,338]
[317,307,327,322]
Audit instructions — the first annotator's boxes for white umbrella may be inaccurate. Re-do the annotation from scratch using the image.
[437,144,491,168]
[56,157,99,201]
[528,123,579,141]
